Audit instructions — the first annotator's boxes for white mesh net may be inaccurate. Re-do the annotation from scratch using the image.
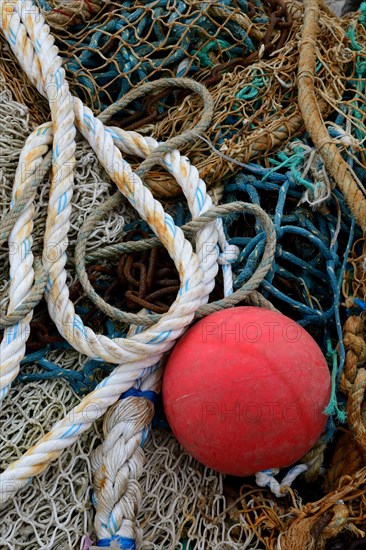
[139,429,268,550]
[1,379,271,550]
[0,379,99,550]
[0,74,269,550]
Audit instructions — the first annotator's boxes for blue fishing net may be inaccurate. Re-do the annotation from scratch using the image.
[35,0,268,112]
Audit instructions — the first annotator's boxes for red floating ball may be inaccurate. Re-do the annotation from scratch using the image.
[162,306,331,476]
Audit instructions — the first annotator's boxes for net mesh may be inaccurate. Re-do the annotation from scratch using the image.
[143,2,350,191]
[0,379,98,550]
[1,1,351,196]
[0,392,288,550]
[2,1,366,549]
[35,0,269,113]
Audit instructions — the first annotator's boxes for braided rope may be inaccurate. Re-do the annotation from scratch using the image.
[90,338,163,547]
[0,89,53,400]
[0,0,200,495]
[0,2,280,545]
[38,0,104,29]
[0,7,51,396]
[78,116,239,545]
[298,0,366,231]
[91,396,153,546]
[0,0,254,528]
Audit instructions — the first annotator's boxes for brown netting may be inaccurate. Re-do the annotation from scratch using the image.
[138,2,351,197]
[2,1,366,548]
[0,0,354,198]
[280,474,366,550]
[37,0,270,113]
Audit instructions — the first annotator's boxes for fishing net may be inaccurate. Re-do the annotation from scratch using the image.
[0,0,351,197]
[140,2,351,196]
[34,0,271,112]
[0,378,99,549]
[2,0,366,549]
[0,37,48,127]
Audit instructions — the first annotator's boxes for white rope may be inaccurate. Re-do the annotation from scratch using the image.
[0,2,303,546]
[255,464,312,498]
[0,3,240,548]
[83,130,238,544]
[0,125,52,401]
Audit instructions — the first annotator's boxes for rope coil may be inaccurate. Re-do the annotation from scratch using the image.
[0,1,277,546]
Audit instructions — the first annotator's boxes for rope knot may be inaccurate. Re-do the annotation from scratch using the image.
[218,243,239,265]
[255,462,311,497]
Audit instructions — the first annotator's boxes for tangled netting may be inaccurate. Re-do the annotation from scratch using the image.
[2,0,366,549]
[0,0,354,198]
[34,0,270,111]
[140,1,353,196]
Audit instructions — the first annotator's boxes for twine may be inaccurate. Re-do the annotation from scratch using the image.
[37,0,104,28]
[298,0,366,231]
[0,3,281,547]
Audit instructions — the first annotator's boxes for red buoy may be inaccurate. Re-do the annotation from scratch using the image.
[162,307,331,476]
